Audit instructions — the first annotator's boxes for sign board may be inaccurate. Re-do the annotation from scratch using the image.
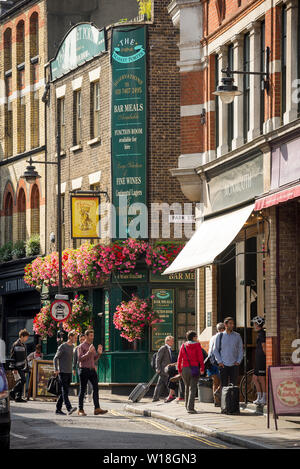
[151,289,174,351]
[71,195,100,239]
[50,23,106,81]
[104,291,110,351]
[50,300,71,322]
[112,270,148,283]
[150,270,195,283]
[111,26,147,238]
[208,153,264,213]
[268,365,300,430]
[32,360,56,400]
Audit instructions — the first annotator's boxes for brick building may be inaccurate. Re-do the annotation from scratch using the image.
[0,0,139,353]
[37,0,196,387]
[165,0,300,377]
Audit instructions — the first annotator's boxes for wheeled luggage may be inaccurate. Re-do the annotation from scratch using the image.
[221,383,240,414]
[128,373,158,403]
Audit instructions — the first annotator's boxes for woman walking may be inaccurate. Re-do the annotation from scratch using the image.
[177,331,205,414]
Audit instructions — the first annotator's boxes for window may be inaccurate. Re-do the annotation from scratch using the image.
[18,95,26,153]
[32,91,39,148]
[4,192,13,244]
[31,184,40,236]
[243,33,250,143]
[215,54,219,150]
[58,98,65,152]
[17,189,26,241]
[16,21,25,65]
[260,21,265,134]
[4,28,12,72]
[91,82,100,138]
[73,90,82,145]
[281,4,287,119]
[5,74,13,157]
[29,12,39,58]
[227,44,234,150]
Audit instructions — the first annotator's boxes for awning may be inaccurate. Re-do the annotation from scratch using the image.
[163,204,254,275]
[254,183,300,211]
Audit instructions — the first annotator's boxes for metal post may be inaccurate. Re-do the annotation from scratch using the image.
[244,228,248,405]
[56,127,64,343]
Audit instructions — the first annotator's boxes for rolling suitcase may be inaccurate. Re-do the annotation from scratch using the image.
[128,373,158,403]
[221,383,240,415]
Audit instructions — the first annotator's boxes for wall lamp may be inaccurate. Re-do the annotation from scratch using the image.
[213,47,270,104]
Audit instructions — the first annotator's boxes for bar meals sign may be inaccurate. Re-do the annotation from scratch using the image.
[208,153,264,212]
[50,23,106,81]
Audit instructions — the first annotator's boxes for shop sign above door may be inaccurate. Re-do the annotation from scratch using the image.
[50,23,106,81]
[208,153,264,213]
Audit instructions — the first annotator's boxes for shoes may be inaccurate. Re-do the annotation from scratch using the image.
[55,410,66,416]
[9,391,15,401]
[214,402,221,407]
[187,409,197,414]
[94,408,108,415]
[253,397,266,406]
[152,398,159,402]
[78,410,87,416]
[15,398,27,403]
[68,407,77,415]
[164,395,176,403]
[176,397,185,402]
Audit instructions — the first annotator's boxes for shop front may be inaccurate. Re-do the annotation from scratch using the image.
[164,151,266,374]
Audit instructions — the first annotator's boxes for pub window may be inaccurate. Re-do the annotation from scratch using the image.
[243,33,250,143]
[17,188,26,241]
[91,81,100,139]
[58,98,66,152]
[73,90,82,145]
[227,44,234,151]
[281,4,287,120]
[4,192,13,244]
[260,20,265,134]
[215,54,219,150]
[31,184,40,236]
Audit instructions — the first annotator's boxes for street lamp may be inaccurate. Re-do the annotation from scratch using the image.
[213,47,270,104]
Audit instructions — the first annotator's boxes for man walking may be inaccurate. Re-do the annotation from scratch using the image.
[77,329,107,416]
[213,317,243,387]
[53,330,77,416]
[208,322,225,406]
[73,333,93,402]
[152,336,175,402]
[10,329,30,403]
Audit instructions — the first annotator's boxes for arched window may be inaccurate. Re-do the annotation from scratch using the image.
[30,12,39,58]
[17,189,26,241]
[31,184,40,236]
[4,28,12,71]
[16,20,25,65]
[4,192,13,244]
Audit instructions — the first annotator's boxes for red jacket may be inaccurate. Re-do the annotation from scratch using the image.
[177,342,205,374]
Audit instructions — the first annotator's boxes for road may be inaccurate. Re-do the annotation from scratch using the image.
[9,396,243,450]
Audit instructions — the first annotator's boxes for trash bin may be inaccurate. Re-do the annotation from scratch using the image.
[198,377,214,403]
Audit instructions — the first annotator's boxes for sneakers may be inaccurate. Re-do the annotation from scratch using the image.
[152,398,159,402]
[9,391,15,401]
[94,408,108,415]
[253,397,267,406]
[78,410,87,416]
[15,397,27,403]
[176,397,185,402]
[55,410,66,415]
[164,395,176,403]
[68,407,77,415]
[187,409,197,414]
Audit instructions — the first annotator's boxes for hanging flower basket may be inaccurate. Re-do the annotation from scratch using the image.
[113,295,162,342]
[62,294,93,334]
[33,302,57,339]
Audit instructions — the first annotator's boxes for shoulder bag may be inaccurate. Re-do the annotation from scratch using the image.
[183,344,200,378]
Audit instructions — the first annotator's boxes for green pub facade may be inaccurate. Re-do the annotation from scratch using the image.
[43,2,193,389]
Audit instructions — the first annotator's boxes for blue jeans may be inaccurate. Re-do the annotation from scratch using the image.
[56,372,72,412]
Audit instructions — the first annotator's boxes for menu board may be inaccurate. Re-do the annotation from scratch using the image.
[151,289,174,351]
[268,365,300,430]
[104,291,110,351]
[32,360,56,400]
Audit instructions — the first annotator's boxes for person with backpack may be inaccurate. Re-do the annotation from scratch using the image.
[152,336,175,402]
[177,330,205,414]
[212,317,243,388]
[207,323,225,406]
[9,329,30,403]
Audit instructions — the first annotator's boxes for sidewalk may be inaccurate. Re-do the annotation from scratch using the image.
[124,399,300,449]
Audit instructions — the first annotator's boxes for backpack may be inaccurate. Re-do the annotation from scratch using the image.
[151,352,157,370]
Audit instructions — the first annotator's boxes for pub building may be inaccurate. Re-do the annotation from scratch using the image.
[39,0,196,391]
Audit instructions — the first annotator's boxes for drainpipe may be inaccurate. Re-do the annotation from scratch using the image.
[276,205,281,365]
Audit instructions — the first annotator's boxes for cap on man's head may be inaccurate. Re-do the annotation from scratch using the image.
[251,316,265,327]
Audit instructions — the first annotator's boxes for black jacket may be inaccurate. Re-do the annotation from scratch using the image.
[10,339,28,370]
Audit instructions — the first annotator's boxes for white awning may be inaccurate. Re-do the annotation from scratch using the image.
[163,204,254,274]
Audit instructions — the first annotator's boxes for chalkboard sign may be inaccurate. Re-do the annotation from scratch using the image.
[32,360,56,400]
[151,289,174,351]
[267,365,300,430]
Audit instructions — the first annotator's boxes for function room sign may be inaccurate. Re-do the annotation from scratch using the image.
[111,26,147,238]
[50,23,106,81]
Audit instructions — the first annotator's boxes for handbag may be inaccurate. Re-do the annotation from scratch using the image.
[183,345,200,378]
[47,375,60,396]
